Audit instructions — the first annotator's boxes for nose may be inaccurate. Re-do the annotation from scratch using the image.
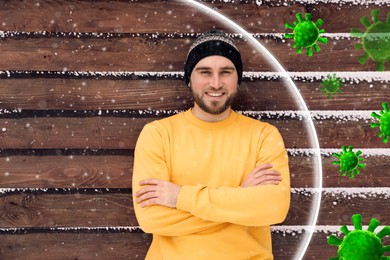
[210,74,222,89]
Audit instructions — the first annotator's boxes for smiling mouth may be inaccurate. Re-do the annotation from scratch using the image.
[206,92,225,97]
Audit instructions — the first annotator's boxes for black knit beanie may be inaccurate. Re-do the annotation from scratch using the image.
[184,29,243,86]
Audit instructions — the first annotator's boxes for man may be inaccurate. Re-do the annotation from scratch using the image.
[132,29,290,259]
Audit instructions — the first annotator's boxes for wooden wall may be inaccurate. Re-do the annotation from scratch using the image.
[0,0,389,259]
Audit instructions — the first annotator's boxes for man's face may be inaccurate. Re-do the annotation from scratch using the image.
[189,55,239,115]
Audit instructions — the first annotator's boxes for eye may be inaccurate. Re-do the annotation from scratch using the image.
[221,70,232,75]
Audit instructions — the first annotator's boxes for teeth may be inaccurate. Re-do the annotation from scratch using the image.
[207,92,223,97]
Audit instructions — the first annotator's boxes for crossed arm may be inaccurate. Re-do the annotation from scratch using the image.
[135,163,282,208]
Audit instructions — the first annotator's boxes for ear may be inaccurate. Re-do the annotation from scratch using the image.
[188,82,191,88]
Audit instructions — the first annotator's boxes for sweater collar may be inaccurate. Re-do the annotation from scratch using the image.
[183,108,238,130]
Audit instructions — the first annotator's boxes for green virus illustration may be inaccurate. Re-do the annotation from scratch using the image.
[371,102,390,143]
[328,214,390,260]
[350,9,390,71]
[284,12,328,56]
[332,145,365,178]
[320,74,344,98]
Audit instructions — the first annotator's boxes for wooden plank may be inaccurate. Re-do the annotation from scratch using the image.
[0,117,386,149]
[0,77,388,111]
[0,78,192,111]
[0,192,136,228]
[0,232,151,260]
[0,1,389,34]
[0,155,132,189]
[0,36,384,72]
[0,226,388,259]
[0,230,331,260]
[0,191,388,228]
[273,231,336,260]
[0,155,388,189]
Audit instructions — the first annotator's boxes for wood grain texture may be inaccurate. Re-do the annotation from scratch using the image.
[0,36,385,72]
[0,117,386,149]
[0,155,389,189]
[0,77,387,111]
[0,232,152,260]
[0,191,388,228]
[1,230,388,259]
[0,1,389,33]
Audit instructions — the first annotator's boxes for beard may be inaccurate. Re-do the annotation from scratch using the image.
[191,87,238,115]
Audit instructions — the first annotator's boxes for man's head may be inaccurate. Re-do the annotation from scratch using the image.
[184,29,243,119]
[184,29,243,86]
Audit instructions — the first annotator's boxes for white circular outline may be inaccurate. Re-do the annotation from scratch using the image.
[181,1,323,259]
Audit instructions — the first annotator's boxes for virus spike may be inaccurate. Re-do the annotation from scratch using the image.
[284,33,294,39]
[371,123,381,129]
[358,52,369,64]
[371,112,382,120]
[328,235,343,246]
[377,226,390,239]
[368,218,380,233]
[315,18,324,27]
[352,214,363,230]
[307,47,313,56]
[340,225,351,235]
[328,213,390,259]
[383,102,389,111]
[297,12,304,23]
[360,16,371,28]
[371,9,379,23]
[376,61,385,71]
[354,43,363,50]
[296,46,303,54]
[284,12,327,56]
[285,23,295,30]
[350,169,359,178]
[304,12,311,22]
[351,28,365,37]
[318,37,328,44]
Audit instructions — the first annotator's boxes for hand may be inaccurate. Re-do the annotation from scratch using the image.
[241,163,282,188]
[135,178,181,208]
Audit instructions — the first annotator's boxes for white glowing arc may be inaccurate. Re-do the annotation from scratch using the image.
[182,1,323,259]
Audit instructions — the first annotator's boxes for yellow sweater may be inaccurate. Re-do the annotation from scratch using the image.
[132,109,290,260]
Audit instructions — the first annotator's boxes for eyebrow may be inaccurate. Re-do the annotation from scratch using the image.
[194,66,235,71]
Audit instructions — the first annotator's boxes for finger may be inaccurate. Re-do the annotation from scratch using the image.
[254,170,281,178]
[139,178,161,186]
[135,186,157,197]
[255,175,282,184]
[136,190,158,204]
[139,197,159,208]
[257,180,282,186]
[253,163,274,172]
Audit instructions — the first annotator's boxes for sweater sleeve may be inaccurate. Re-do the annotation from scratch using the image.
[176,124,290,226]
[132,123,226,236]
